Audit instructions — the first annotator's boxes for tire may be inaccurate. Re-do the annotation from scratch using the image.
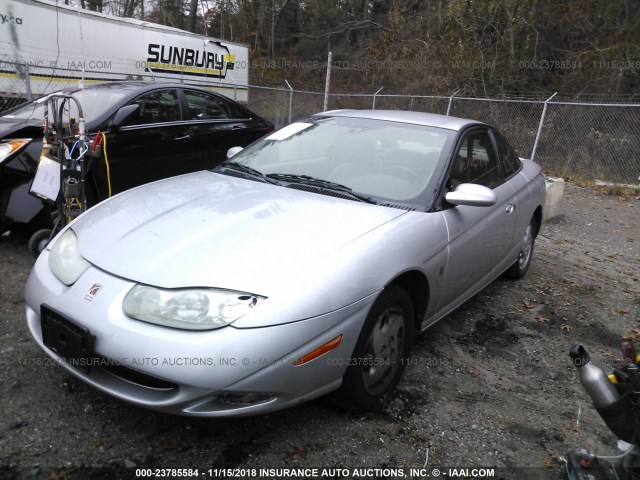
[332,285,414,412]
[505,216,537,279]
[28,229,52,258]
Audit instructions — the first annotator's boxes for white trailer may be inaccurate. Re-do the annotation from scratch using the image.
[0,0,250,101]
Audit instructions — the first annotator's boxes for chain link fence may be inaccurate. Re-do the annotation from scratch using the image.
[534,102,640,183]
[1,61,638,184]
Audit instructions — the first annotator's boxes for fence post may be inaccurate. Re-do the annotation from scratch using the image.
[530,92,558,162]
[323,52,332,111]
[446,89,460,116]
[285,80,294,123]
[372,87,383,109]
[15,62,33,102]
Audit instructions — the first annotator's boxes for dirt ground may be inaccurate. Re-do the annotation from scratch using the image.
[0,182,638,480]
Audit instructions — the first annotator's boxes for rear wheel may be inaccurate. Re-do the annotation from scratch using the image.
[505,216,537,279]
[332,285,414,411]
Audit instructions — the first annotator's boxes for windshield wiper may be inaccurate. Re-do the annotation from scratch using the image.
[265,173,377,204]
[265,173,347,190]
[217,162,280,184]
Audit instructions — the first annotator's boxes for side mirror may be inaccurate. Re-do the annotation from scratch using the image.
[445,183,497,207]
[110,104,140,130]
[227,146,244,159]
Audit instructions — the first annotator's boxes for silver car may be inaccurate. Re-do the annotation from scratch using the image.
[24,110,545,417]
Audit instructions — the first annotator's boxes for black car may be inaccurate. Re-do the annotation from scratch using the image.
[0,81,273,237]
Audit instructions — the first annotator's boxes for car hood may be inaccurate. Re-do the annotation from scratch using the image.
[0,118,42,139]
[70,171,407,296]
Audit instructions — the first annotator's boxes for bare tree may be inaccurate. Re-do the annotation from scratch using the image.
[268,0,289,58]
[187,0,198,32]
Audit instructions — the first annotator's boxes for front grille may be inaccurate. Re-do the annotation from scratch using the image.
[98,357,178,390]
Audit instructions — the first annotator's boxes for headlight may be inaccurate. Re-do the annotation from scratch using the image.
[48,229,90,285]
[123,285,265,330]
[0,139,30,164]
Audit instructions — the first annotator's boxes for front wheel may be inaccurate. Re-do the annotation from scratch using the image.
[28,229,53,257]
[505,216,538,279]
[332,285,414,412]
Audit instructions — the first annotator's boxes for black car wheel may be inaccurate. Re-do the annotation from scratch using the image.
[28,229,52,257]
[505,216,537,279]
[333,285,414,411]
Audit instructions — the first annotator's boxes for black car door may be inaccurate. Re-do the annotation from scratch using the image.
[97,88,193,195]
[178,89,250,168]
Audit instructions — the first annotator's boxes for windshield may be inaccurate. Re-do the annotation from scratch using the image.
[229,115,455,205]
[1,88,129,123]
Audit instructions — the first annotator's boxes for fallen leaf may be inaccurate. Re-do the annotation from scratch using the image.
[560,324,572,331]
[522,300,534,309]
[536,315,549,323]
[48,471,68,480]
[156,441,174,452]
[566,423,579,433]
[467,366,482,377]
[284,445,308,460]
[94,438,108,448]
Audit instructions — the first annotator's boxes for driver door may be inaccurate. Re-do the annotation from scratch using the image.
[95,88,192,196]
[436,127,518,312]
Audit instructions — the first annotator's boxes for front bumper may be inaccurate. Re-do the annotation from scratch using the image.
[24,250,376,417]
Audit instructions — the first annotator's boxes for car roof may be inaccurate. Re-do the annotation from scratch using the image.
[0,81,256,130]
[317,109,485,131]
[40,81,243,102]
[60,81,215,94]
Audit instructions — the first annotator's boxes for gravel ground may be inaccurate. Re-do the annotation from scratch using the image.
[0,182,638,480]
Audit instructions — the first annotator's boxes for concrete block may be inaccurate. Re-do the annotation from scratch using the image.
[543,176,564,222]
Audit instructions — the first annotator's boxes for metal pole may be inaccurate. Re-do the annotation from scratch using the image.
[446,89,460,116]
[24,64,33,102]
[15,62,33,102]
[285,80,294,123]
[372,87,383,110]
[531,92,558,162]
[323,51,332,112]
[233,83,237,101]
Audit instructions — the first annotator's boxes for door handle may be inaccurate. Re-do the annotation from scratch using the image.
[506,204,515,214]
[175,135,191,141]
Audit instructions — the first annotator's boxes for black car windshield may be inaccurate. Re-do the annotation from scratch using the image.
[1,88,130,123]
[229,115,456,206]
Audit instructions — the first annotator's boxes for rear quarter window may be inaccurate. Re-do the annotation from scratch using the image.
[493,130,522,179]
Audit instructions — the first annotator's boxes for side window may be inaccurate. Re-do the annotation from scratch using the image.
[450,130,501,189]
[493,130,522,179]
[125,90,181,125]
[183,90,230,120]
[227,102,251,119]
